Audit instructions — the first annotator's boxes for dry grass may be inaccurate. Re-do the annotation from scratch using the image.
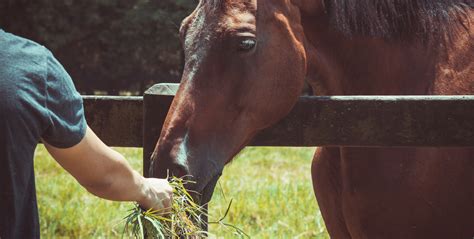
[124,177,248,238]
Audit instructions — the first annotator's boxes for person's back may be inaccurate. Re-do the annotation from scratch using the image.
[0,29,87,238]
[0,29,172,238]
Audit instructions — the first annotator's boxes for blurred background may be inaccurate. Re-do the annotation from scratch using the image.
[0,0,196,95]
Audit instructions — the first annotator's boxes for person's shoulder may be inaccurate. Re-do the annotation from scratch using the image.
[0,29,50,71]
[0,30,52,113]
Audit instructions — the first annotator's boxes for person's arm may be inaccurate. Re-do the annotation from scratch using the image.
[44,126,172,211]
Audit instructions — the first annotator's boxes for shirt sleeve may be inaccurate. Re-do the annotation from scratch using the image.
[41,50,87,148]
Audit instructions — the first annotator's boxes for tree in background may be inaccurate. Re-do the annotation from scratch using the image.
[0,0,196,95]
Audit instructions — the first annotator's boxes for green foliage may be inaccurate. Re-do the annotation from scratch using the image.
[0,0,197,94]
[34,146,329,238]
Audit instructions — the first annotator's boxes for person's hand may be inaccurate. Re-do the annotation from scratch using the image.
[138,178,173,213]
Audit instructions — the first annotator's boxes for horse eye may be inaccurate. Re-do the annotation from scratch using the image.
[238,39,257,51]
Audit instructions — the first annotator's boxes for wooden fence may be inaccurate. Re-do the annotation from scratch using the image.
[82,83,474,175]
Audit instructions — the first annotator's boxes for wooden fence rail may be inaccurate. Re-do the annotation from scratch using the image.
[82,83,474,174]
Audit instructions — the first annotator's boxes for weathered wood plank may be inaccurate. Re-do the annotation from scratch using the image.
[253,95,474,147]
[142,85,177,176]
[83,96,143,147]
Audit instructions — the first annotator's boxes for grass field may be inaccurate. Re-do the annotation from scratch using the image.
[34,146,329,238]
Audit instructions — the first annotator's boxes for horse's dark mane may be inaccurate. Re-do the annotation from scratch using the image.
[324,0,472,43]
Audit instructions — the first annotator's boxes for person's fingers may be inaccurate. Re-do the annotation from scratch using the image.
[159,197,172,213]
[153,198,165,211]
[156,189,172,211]
[143,178,173,213]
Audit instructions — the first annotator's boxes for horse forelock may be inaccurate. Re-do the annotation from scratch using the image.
[323,0,472,44]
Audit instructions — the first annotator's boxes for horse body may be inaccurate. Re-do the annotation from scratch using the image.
[151,0,473,237]
[300,5,474,237]
[315,148,474,238]
[313,147,474,238]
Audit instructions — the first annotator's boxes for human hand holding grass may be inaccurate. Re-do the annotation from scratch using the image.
[125,177,248,238]
[138,178,173,212]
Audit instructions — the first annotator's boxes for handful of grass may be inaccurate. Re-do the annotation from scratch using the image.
[123,177,247,239]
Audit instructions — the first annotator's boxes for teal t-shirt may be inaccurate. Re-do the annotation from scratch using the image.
[0,29,87,238]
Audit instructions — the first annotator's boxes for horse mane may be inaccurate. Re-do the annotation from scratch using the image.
[324,0,473,43]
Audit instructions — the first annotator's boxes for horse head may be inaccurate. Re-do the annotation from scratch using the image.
[151,0,312,206]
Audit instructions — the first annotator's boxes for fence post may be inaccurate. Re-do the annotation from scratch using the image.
[143,83,179,177]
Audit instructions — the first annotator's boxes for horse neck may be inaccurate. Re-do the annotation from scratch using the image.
[301,14,442,96]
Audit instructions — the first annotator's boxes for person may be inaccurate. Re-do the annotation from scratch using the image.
[0,29,172,238]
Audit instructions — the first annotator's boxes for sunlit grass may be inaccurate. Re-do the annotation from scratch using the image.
[34,146,328,238]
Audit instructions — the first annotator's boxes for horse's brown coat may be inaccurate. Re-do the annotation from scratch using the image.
[151,0,473,237]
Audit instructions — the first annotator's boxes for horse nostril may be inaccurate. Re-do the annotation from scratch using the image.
[170,163,188,178]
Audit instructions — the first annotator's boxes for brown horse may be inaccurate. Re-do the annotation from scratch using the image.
[151,0,473,238]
